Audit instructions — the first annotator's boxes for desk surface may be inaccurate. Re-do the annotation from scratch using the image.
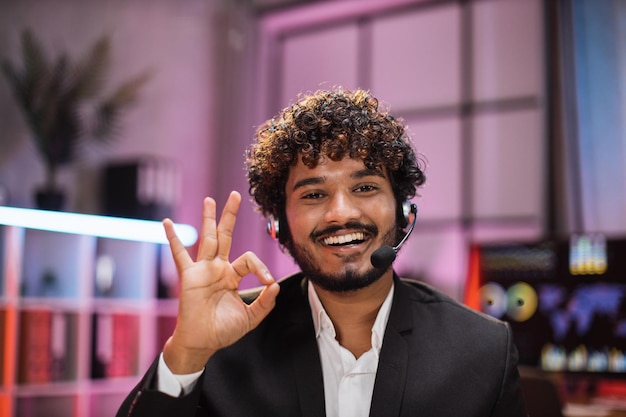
[518,367,626,417]
[564,396,626,417]
[564,403,626,417]
[548,373,626,417]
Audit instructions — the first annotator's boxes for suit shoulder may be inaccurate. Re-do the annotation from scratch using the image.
[399,277,509,329]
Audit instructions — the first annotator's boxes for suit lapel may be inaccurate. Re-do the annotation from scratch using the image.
[288,323,326,417]
[279,274,326,417]
[369,275,413,417]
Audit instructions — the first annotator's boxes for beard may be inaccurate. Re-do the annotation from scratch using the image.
[290,223,398,292]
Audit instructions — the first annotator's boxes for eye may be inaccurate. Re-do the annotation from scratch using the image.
[302,191,324,200]
[506,282,538,322]
[354,184,378,193]
[479,283,507,319]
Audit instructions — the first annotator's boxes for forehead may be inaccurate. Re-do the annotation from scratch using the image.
[285,157,387,192]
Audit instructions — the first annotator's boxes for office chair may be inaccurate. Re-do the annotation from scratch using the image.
[519,366,565,417]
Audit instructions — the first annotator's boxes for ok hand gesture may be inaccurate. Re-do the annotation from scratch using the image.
[162,191,280,374]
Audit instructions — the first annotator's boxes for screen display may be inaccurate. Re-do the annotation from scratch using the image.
[475,235,626,376]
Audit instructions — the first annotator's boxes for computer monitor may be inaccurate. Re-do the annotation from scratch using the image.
[468,234,626,377]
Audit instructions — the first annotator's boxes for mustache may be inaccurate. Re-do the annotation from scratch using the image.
[310,221,378,240]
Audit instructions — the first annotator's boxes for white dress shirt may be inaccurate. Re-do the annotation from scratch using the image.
[308,281,394,417]
[157,280,395,417]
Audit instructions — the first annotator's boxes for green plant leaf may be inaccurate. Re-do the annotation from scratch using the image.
[93,69,153,140]
[106,69,152,108]
[1,60,25,106]
[70,35,110,100]
[21,29,50,107]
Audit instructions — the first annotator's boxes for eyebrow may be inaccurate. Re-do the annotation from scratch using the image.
[291,168,386,192]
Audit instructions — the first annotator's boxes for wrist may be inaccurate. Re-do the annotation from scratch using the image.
[162,336,215,374]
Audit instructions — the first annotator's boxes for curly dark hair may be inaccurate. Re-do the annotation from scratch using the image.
[246,88,426,245]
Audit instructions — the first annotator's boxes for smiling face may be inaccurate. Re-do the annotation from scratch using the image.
[284,156,398,292]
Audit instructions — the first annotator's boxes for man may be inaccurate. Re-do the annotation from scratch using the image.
[117,88,528,416]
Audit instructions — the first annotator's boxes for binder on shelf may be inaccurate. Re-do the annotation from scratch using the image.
[50,312,68,381]
[102,157,180,221]
[18,309,53,384]
[17,309,72,384]
[91,312,140,379]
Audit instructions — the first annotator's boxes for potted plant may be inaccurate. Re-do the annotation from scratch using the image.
[1,29,151,210]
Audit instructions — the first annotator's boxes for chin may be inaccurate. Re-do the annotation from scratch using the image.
[304,265,385,293]
[291,241,388,292]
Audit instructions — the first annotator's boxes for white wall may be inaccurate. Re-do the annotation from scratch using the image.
[253,0,547,298]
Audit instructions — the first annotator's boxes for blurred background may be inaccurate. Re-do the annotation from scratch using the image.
[1,0,626,415]
[1,0,625,295]
[4,0,624,297]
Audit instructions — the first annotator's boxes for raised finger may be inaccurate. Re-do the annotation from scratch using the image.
[216,191,241,260]
[163,218,193,272]
[197,196,219,261]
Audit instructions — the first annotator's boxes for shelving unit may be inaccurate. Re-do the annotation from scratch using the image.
[0,207,197,417]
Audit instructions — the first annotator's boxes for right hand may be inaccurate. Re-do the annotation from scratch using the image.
[162,191,280,374]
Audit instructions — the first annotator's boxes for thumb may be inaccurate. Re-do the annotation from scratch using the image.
[247,282,280,328]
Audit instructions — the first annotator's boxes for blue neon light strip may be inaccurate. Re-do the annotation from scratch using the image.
[0,206,197,246]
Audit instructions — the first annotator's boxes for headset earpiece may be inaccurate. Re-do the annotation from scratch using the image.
[266,215,280,240]
[399,200,417,228]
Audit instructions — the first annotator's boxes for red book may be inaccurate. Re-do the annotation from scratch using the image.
[106,313,139,378]
[18,309,52,384]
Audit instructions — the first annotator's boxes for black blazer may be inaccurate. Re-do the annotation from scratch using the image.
[117,273,527,417]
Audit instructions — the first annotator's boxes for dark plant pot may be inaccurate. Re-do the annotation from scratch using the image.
[35,187,65,211]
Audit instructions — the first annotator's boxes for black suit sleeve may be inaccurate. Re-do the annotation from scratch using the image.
[490,323,529,417]
[115,356,205,417]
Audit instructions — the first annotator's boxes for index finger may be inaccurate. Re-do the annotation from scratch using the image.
[163,218,193,272]
[231,251,275,286]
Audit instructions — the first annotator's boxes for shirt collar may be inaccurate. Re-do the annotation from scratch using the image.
[308,279,395,352]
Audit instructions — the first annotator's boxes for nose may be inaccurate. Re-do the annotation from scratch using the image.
[323,192,361,224]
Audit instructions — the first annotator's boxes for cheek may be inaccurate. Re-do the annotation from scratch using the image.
[378,203,398,229]
[285,209,312,242]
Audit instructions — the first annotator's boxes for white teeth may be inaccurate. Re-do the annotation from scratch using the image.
[323,232,365,245]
